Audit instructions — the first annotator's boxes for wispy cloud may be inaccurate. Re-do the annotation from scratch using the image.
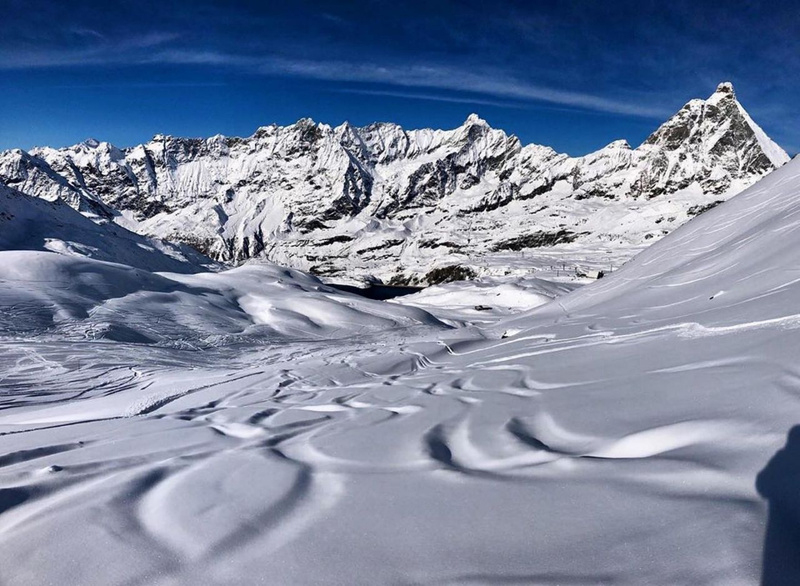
[333,87,627,117]
[134,51,669,119]
[263,58,670,119]
[50,81,228,90]
[0,32,182,69]
[333,88,536,110]
[0,38,668,119]
[69,28,107,41]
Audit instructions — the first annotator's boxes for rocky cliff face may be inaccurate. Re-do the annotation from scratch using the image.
[0,83,789,283]
[633,82,786,196]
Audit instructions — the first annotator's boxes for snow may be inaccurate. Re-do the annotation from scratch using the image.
[392,276,579,324]
[0,182,212,273]
[2,153,800,584]
[0,252,447,344]
[737,101,792,167]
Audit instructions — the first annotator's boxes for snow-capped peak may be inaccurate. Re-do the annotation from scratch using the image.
[463,113,488,126]
[640,81,789,170]
[710,81,736,100]
[604,139,632,150]
[700,81,789,167]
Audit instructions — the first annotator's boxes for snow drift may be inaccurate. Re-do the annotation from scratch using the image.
[0,251,447,344]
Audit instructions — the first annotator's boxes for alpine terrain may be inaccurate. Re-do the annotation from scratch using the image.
[0,126,799,585]
[0,83,788,284]
[4,0,800,582]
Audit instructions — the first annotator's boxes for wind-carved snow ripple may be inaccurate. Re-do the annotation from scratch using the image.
[0,330,768,585]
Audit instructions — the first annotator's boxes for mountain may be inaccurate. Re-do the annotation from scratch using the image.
[0,147,111,217]
[0,182,214,273]
[0,83,789,284]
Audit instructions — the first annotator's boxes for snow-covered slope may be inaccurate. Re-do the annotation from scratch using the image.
[0,251,446,344]
[0,83,788,284]
[0,147,111,216]
[393,275,579,324]
[1,157,800,584]
[500,152,800,335]
[0,182,213,273]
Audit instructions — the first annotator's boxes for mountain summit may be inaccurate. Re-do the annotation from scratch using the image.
[0,84,789,283]
[641,82,789,187]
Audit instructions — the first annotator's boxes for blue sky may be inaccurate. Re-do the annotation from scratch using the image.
[1,0,798,155]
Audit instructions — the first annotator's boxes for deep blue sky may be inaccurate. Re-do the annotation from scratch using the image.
[1,0,798,155]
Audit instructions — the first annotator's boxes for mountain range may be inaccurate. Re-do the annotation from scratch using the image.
[0,82,789,284]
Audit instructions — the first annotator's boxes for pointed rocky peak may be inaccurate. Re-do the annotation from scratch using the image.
[204,134,231,155]
[335,120,353,136]
[710,81,735,98]
[579,138,633,165]
[577,139,634,176]
[251,124,278,140]
[704,82,738,110]
[629,82,790,199]
[702,81,789,167]
[294,117,318,129]
[455,113,500,145]
[335,120,366,146]
[716,81,735,94]
[74,138,125,160]
[603,139,632,150]
[641,82,788,166]
[294,118,327,143]
[350,121,411,164]
[463,113,489,127]
[3,147,31,160]
[335,120,371,161]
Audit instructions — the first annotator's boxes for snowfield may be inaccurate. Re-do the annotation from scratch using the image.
[1,152,800,584]
[0,252,447,344]
[391,275,580,324]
